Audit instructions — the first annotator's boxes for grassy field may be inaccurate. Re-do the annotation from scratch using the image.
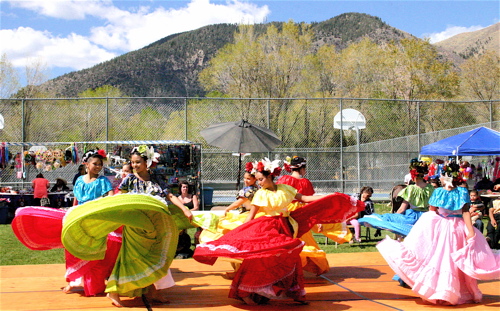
[0,203,395,266]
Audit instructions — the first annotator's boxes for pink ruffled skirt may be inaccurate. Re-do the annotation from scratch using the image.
[377,211,500,305]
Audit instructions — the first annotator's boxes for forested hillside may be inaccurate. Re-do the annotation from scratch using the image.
[41,13,413,98]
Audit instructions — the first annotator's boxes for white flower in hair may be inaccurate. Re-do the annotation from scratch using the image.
[145,146,160,168]
[132,145,161,168]
[262,157,281,173]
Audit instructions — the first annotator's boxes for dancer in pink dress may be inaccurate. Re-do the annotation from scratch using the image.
[377,159,500,305]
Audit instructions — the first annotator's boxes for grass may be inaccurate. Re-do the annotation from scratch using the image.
[0,203,425,265]
[0,225,65,265]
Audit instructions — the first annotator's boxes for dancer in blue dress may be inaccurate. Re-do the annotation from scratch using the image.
[358,159,434,237]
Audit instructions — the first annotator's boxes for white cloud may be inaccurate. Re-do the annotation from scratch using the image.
[89,0,270,50]
[7,0,115,20]
[424,25,486,43]
[2,0,270,73]
[0,27,117,69]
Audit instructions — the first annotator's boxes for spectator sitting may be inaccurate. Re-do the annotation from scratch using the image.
[486,199,500,249]
[175,229,194,259]
[51,178,70,192]
[474,177,494,191]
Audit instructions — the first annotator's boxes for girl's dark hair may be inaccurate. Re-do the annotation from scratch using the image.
[360,186,373,194]
[36,173,44,178]
[258,169,273,179]
[130,150,148,162]
[82,149,106,164]
[290,156,306,171]
[430,178,441,187]
[86,154,104,166]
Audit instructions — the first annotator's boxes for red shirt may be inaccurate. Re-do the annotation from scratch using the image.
[276,175,315,196]
[32,178,49,198]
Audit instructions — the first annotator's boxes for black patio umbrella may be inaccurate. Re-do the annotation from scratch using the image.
[200,119,282,189]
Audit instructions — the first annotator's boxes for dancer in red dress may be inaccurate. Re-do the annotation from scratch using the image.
[194,158,364,305]
[276,156,330,275]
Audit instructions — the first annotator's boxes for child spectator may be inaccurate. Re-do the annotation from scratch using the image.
[469,190,485,234]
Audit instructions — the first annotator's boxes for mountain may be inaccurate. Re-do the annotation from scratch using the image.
[42,13,415,98]
[434,22,499,61]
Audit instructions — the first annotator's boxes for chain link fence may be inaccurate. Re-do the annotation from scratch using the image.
[1,97,498,200]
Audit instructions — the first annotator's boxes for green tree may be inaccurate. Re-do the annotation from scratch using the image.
[199,21,317,147]
[0,53,20,99]
[459,50,500,101]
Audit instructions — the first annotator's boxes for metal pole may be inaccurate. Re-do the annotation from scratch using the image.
[356,126,360,191]
[105,97,109,141]
[339,99,344,193]
[417,101,421,154]
[21,99,25,143]
[489,101,493,128]
[21,99,26,189]
[184,97,188,140]
[267,99,270,129]
[267,99,271,159]
[105,97,109,153]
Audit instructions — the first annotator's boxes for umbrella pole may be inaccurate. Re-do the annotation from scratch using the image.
[236,154,242,190]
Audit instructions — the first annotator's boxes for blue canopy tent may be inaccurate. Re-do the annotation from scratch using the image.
[420,127,500,156]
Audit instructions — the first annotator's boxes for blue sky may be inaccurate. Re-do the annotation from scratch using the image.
[1,0,498,85]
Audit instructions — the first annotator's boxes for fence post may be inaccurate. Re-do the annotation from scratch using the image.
[21,98,26,189]
[339,99,344,194]
[105,97,109,142]
[490,101,493,128]
[266,99,271,129]
[184,97,188,140]
[417,101,421,154]
[21,99,25,142]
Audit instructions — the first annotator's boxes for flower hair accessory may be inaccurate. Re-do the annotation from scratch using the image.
[82,149,107,163]
[285,155,306,170]
[283,156,292,172]
[131,145,160,168]
[245,161,257,174]
[247,157,282,177]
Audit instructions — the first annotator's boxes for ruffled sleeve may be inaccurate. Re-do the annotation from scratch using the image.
[73,176,113,204]
[251,184,297,216]
[398,184,434,208]
[237,185,258,200]
[428,187,470,211]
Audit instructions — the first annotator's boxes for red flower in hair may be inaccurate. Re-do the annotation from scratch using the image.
[410,169,418,181]
[245,162,254,172]
[257,161,264,172]
[283,163,291,172]
[273,166,282,177]
[97,149,107,159]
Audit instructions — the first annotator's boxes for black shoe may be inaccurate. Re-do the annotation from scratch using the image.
[398,279,410,288]
[374,229,381,237]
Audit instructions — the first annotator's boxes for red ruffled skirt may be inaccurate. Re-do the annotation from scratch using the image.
[194,193,364,300]
[11,206,122,296]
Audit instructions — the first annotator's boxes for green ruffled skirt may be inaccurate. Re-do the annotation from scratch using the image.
[62,194,179,297]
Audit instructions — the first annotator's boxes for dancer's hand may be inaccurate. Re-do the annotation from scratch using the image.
[183,209,193,222]
[466,231,475,241]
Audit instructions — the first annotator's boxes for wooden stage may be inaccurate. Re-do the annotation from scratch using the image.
[1,252,499,311]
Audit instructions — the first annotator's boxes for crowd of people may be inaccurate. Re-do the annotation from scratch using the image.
[10,150,500,307]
